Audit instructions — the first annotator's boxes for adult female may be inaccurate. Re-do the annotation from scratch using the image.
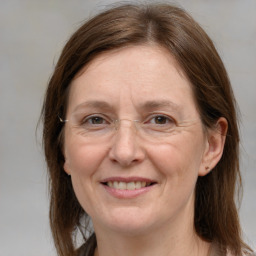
[41,3,254,256]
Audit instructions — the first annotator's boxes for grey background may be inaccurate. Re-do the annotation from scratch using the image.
[0,0,255,255]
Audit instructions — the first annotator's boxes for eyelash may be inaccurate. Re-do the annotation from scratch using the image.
[145,115,175,125]
[81,114,176,126]
[81,114,110,125]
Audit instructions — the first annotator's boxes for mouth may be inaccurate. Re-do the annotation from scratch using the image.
[100,177,157,190]
[100,177,157,198]
[102,181,156,190]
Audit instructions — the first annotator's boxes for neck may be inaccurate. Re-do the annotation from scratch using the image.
[93,214,211,256]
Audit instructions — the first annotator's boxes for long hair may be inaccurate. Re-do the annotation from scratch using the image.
[41,3,252,256]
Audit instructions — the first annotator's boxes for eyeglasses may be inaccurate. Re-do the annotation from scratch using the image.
[59,113,199,143]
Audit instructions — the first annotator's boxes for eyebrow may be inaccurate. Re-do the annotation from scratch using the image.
[138,100,181,111]
[72,100,113,113]
[72,99,181,113]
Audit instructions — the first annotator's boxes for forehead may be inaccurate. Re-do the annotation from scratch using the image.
[67,45,198,116]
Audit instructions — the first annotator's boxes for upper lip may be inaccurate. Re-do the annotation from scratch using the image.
[100,176,157,183]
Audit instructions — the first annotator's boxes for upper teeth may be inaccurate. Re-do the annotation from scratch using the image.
[107,181,151,190]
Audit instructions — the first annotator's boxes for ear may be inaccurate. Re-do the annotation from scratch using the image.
[63,159,71,176]
[199,117,228,176]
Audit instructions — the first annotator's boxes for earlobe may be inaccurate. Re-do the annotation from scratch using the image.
[199,117,228,176]
[63,161,71,176]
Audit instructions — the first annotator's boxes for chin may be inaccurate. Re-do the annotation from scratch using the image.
[94,207,156,235]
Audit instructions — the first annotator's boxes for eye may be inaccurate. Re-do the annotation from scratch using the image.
[143,114,176,132]
[81,115,109,127]
[151,116,168,124]
[87,116,105,124]
[148,115,174,125]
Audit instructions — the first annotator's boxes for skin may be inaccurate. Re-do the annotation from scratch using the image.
[63,45,227,256]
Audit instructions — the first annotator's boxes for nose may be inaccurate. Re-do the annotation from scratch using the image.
[108,119,145,167]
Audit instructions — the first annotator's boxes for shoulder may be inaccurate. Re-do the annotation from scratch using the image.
[210,242,255,256]
[226,250,256,256]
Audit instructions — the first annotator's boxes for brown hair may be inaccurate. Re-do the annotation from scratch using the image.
[41,3,252,256]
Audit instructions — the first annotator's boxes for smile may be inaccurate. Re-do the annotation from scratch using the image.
[106,181,153,190]
[100,177,157,198]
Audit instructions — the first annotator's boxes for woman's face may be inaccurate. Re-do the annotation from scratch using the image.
[63,45,212,235]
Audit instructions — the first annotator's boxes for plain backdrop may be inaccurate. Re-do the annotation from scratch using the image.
[0,0,255,255]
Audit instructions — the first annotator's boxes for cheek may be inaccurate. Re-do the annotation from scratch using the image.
[147,132,206,179]
[64,140,109,213]
[64,136,108,177]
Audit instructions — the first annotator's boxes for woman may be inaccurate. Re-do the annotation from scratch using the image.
[41,3,254,256]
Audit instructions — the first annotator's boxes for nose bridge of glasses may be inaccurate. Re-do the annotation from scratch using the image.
[114,119,139,131]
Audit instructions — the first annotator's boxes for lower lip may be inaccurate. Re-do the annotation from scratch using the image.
[102,184,155,199]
